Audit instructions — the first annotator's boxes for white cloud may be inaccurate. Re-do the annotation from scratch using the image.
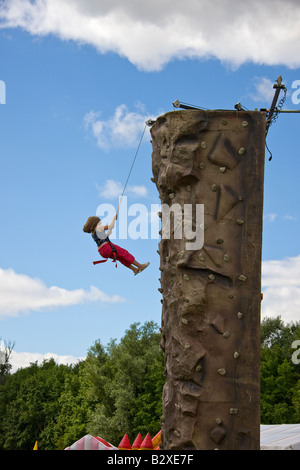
[264,213,278,223]
[283,214,297,221]
[0,268,125,318]
[1,0,300,71]
[251,77,277,103]
[263,213,297,223]
[129,185,148,197]
[96,179,148,199]
[84,104,152,149]
[96,180,124,199]
[261,255,300,323]
[9,350,85,374]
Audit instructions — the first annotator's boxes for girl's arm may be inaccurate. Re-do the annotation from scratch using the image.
[101,214,117,231]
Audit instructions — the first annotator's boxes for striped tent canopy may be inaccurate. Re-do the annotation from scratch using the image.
[65,434,118,450]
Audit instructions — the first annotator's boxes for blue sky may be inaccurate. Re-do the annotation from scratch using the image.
[0,0,300,372]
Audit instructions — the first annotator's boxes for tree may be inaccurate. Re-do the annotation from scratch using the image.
[0,339,15,385]
[0,321,165,449]
[85,321,164,444]
[1,317,298,450]
[0,359,74,449]
[52,362,90,450]
[260,316,300,424]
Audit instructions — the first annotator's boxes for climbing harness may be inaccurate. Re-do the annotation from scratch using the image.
[93,121,151,268]
[93,241,118,268]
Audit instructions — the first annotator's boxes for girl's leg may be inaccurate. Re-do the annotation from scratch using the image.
[111,244,149,274]
[128,264,139,275]
[132,260,150,272]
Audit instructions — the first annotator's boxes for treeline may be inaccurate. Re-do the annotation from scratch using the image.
[0,317,300,450]
[261,316,300,423]
[0,321,165,450]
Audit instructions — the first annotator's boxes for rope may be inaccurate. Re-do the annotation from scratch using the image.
[116,122,147,215]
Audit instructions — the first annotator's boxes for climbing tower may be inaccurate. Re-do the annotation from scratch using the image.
[150,109,265,450]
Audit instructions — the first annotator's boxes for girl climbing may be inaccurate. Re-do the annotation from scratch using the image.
[83,215,150,275]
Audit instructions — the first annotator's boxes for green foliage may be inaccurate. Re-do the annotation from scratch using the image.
[0,321,164,449]
[85,321,164,444]
[260,316,300,424]
[1,317,300,450]
[0,359,76,449]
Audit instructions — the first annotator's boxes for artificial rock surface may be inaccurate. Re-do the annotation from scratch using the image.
[150,109,265,450]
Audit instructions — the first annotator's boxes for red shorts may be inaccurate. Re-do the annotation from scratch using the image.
[99,243,135,268]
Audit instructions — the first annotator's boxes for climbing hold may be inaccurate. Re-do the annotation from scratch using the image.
[174,430,181,438]
[237,312,244,319]
[229,408,239,414]
[211,184,218,191]
[220,167,226,173]
[181,318,189,325]
[209,274,215,280]
[199,162,205,169]
[239,274,247,282]
[234,351,240,359]
[169,193,175,199]
[223,255,230,262]
[186,185,191,191]
[198,254,205,261]
[210,425,227,445]
[216,238,224,244]
[183,274,190,281]
[184,343,191,349]
[223,331,230,338]
[195,364,202,372]
[218,368,226,375]
[239,147,246,155]
[175,403,181,411]
[221,119,227,125]
[242,121,248,127]
[236,219,244,225]
[201,141,207,149]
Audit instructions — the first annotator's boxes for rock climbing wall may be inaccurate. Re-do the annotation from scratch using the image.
[150,109,265,450]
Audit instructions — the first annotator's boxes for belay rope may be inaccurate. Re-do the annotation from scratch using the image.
[115,122,148,216]
[93,122,148,268]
